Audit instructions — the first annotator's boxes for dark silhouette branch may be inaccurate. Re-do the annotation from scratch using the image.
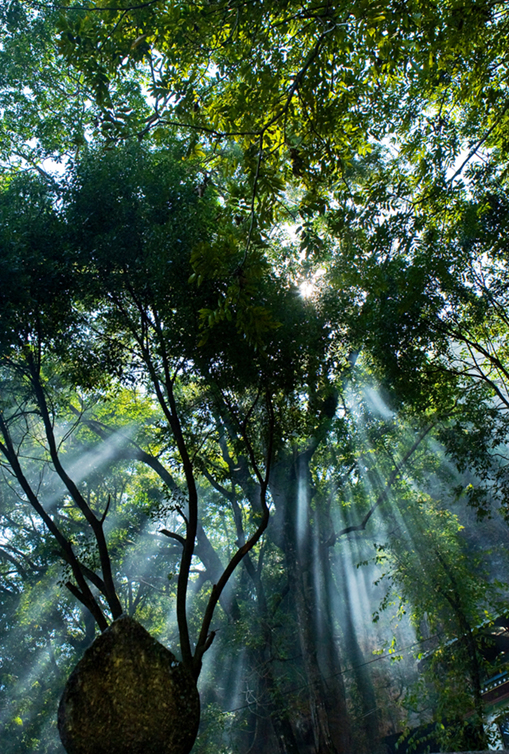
[0,415,108,630]
[28,361,123,619]
[192,393,275,677]
[160,529,186,546]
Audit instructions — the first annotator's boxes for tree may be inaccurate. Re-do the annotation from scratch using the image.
[374,495,505,751]
[0,0,151,174]
[1,142,374,752]
[51,0,509,250]
[0,144,278,749]
[4,2,509,752]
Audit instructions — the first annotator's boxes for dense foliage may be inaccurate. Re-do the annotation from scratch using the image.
[2,1,509,753]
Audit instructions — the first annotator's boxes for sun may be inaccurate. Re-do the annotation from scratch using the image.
[299,280,316,298]
[298,268,326,298]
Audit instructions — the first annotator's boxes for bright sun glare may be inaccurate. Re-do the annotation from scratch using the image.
[298,268,326,298]
[299,280,316,298]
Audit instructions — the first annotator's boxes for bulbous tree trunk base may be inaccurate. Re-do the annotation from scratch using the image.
[58,616,200,754]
